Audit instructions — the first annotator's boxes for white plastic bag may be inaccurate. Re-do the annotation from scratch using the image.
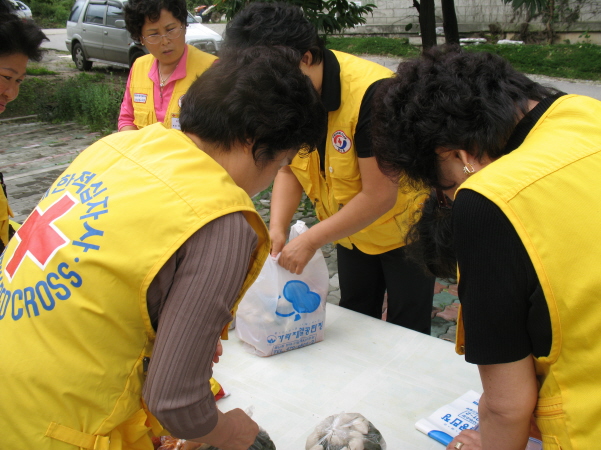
[306,412,387,450]
[236,220,329,356]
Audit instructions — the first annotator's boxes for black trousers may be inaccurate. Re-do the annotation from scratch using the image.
[336,244,435,335]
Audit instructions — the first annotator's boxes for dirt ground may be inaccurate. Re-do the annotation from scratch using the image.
[30,49,130,79]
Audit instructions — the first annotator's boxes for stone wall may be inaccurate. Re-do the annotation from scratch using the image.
[345,0,601,39]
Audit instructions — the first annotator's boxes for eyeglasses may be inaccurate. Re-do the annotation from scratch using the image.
[435,188,452,210]
[143,26,183,45]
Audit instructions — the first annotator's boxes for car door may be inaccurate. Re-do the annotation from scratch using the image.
[81,0,107,60]
[103,1,129,65]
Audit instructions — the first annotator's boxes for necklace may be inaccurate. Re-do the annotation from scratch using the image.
[158,66,173,88]
[158,58,182,88]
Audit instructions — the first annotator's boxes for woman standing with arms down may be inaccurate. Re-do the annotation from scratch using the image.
[119,0,216,131]
[373,46,601,449]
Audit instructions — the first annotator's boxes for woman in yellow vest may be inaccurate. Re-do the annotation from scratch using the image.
[118,0,216,131]
[372,46,601,450]
[0,47,326,450]
[222,3,435,334]
[0,7,47,250]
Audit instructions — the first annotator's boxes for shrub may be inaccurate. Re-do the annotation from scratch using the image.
[6,73,125,134]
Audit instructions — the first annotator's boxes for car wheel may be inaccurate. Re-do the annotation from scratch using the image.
[129,49,146,69]
[210,12,222,23]
[72,43,92,71]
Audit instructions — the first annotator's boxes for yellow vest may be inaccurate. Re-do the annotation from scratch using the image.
[455,95,601,449]
[0,123,269,450]
[130,45,217,130]
[289,50,428,254]
[0,186,13,245]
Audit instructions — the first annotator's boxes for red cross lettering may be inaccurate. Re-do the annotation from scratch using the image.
[5,193,78,281]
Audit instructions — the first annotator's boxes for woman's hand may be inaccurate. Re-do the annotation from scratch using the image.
[189,409,259,450]
[269,228,287,257]
[278,232,319,274]
[446,430,481,450]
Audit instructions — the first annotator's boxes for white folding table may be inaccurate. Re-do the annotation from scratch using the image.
[213,304,482,450]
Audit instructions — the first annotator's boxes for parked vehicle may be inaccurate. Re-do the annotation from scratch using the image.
[66,0,222,71]
[8,0,32,20]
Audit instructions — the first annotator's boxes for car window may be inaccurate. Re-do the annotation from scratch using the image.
[68,0,86,22]
[106,2,124,27]
[187,13,199,24]
[84,3,106,25]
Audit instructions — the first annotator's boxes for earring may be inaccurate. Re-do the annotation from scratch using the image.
[463,163,475,174]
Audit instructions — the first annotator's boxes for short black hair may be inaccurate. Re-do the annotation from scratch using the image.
[222,2,324,65]
[372,45,556,190]
[0,12,47,61]
[180,46,326,166]
[124,0,188,42]
[0,0,11,14]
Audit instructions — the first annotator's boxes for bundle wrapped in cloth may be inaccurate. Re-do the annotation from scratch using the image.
[306,413,386,450]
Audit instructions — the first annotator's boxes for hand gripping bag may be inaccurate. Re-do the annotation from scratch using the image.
[235,220,329,356]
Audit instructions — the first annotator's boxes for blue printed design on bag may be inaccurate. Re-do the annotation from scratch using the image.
[275,280,321,321]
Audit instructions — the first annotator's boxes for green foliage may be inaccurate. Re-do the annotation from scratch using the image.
[29,0,73,27]
[326,36,419,57]
[7,73,125,134]
[216,0,377,35]
[4,77,50,118]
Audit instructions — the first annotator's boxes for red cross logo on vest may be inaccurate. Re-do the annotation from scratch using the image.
[5,193,78,281]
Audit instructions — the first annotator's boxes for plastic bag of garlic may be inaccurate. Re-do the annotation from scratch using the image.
[306,413,386,450]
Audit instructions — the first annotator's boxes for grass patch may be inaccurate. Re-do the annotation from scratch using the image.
[327,37,601,81]
[26,66,58,76]
[463,43,601,81]
[327,36,421,58]
[6,72,125,134]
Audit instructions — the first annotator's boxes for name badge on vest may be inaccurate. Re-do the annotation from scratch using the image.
[171,116,181,130]
[133,93,147,103]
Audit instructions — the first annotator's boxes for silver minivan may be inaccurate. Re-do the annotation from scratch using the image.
[66,0,222,70]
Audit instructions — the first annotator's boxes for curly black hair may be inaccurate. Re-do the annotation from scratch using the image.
[180,46,326,166]
[372,45,556,190]
[221,2,324,65]
[124,0,188,42]
[0,12,47,61]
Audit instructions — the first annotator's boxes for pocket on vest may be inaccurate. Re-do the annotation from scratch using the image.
[133,109,152,129]
[535,396,570,449]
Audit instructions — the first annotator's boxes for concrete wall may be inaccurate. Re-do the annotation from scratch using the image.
[345,0,601,41]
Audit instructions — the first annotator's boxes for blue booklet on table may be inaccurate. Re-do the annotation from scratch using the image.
[415,390,480,445]
[415,390,543,449]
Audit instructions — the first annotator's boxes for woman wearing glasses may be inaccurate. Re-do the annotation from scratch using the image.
[118,0,216,131]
